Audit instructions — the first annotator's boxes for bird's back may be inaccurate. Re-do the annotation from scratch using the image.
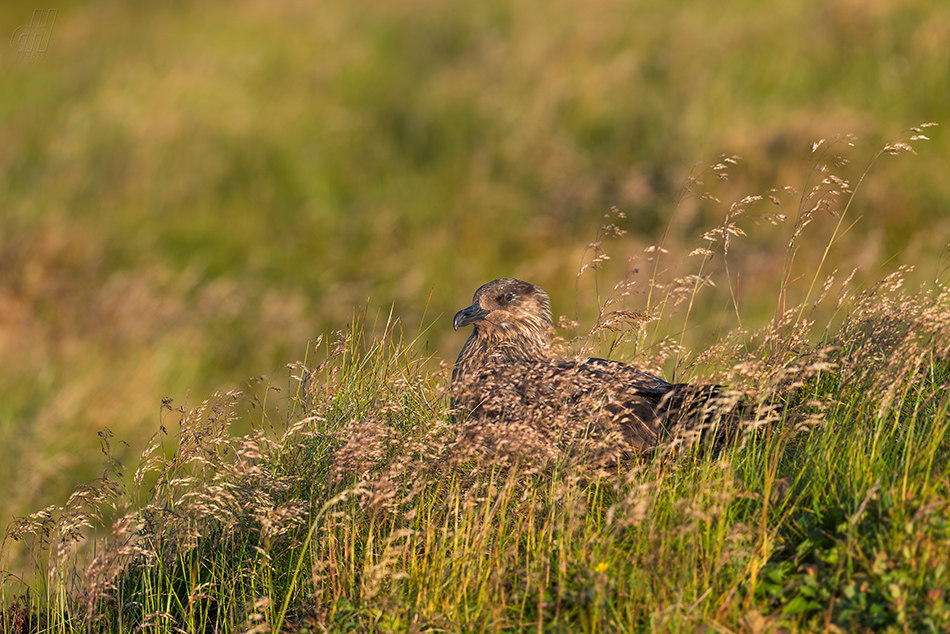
[452,353,734,457]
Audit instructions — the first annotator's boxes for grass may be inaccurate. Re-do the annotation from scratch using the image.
[2,128,949,632]
[2,0,950,547]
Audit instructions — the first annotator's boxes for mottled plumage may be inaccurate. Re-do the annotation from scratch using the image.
[451,278,735,457]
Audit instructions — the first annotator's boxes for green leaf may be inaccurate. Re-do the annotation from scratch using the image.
[782,596,822,616]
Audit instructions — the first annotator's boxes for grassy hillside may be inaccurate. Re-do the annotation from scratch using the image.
[0,0,948,624]
[3,256,950,631]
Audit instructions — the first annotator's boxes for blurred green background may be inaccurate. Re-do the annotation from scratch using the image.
[0,0,947,552]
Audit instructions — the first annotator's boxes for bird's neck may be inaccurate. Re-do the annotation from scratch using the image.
[455,324,551,371]
[485,328,550,362]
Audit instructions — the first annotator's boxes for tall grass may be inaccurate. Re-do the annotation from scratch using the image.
[2,127,949,633]
[3,0,950,571]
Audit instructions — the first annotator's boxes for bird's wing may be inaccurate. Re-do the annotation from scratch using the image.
[557,357,733,451]
[577,357,673,391]
[451,354,736,455]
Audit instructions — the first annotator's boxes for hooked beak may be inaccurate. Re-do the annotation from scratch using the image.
[453,302,491,331]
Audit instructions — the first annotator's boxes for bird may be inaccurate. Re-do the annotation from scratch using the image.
[451,278,737,459]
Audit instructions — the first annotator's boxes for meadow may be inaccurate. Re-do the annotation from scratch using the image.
[1,0,949,631]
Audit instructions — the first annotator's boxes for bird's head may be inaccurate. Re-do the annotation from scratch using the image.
[453,278,552,340]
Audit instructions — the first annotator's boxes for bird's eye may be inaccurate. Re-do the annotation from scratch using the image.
[502,292,515,303]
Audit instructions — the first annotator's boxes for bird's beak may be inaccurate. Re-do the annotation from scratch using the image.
[453,302,491,331]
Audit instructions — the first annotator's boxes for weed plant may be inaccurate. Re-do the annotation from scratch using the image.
[2,127,949,633]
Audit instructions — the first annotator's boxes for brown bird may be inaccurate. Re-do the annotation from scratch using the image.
[451,278,736,459]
